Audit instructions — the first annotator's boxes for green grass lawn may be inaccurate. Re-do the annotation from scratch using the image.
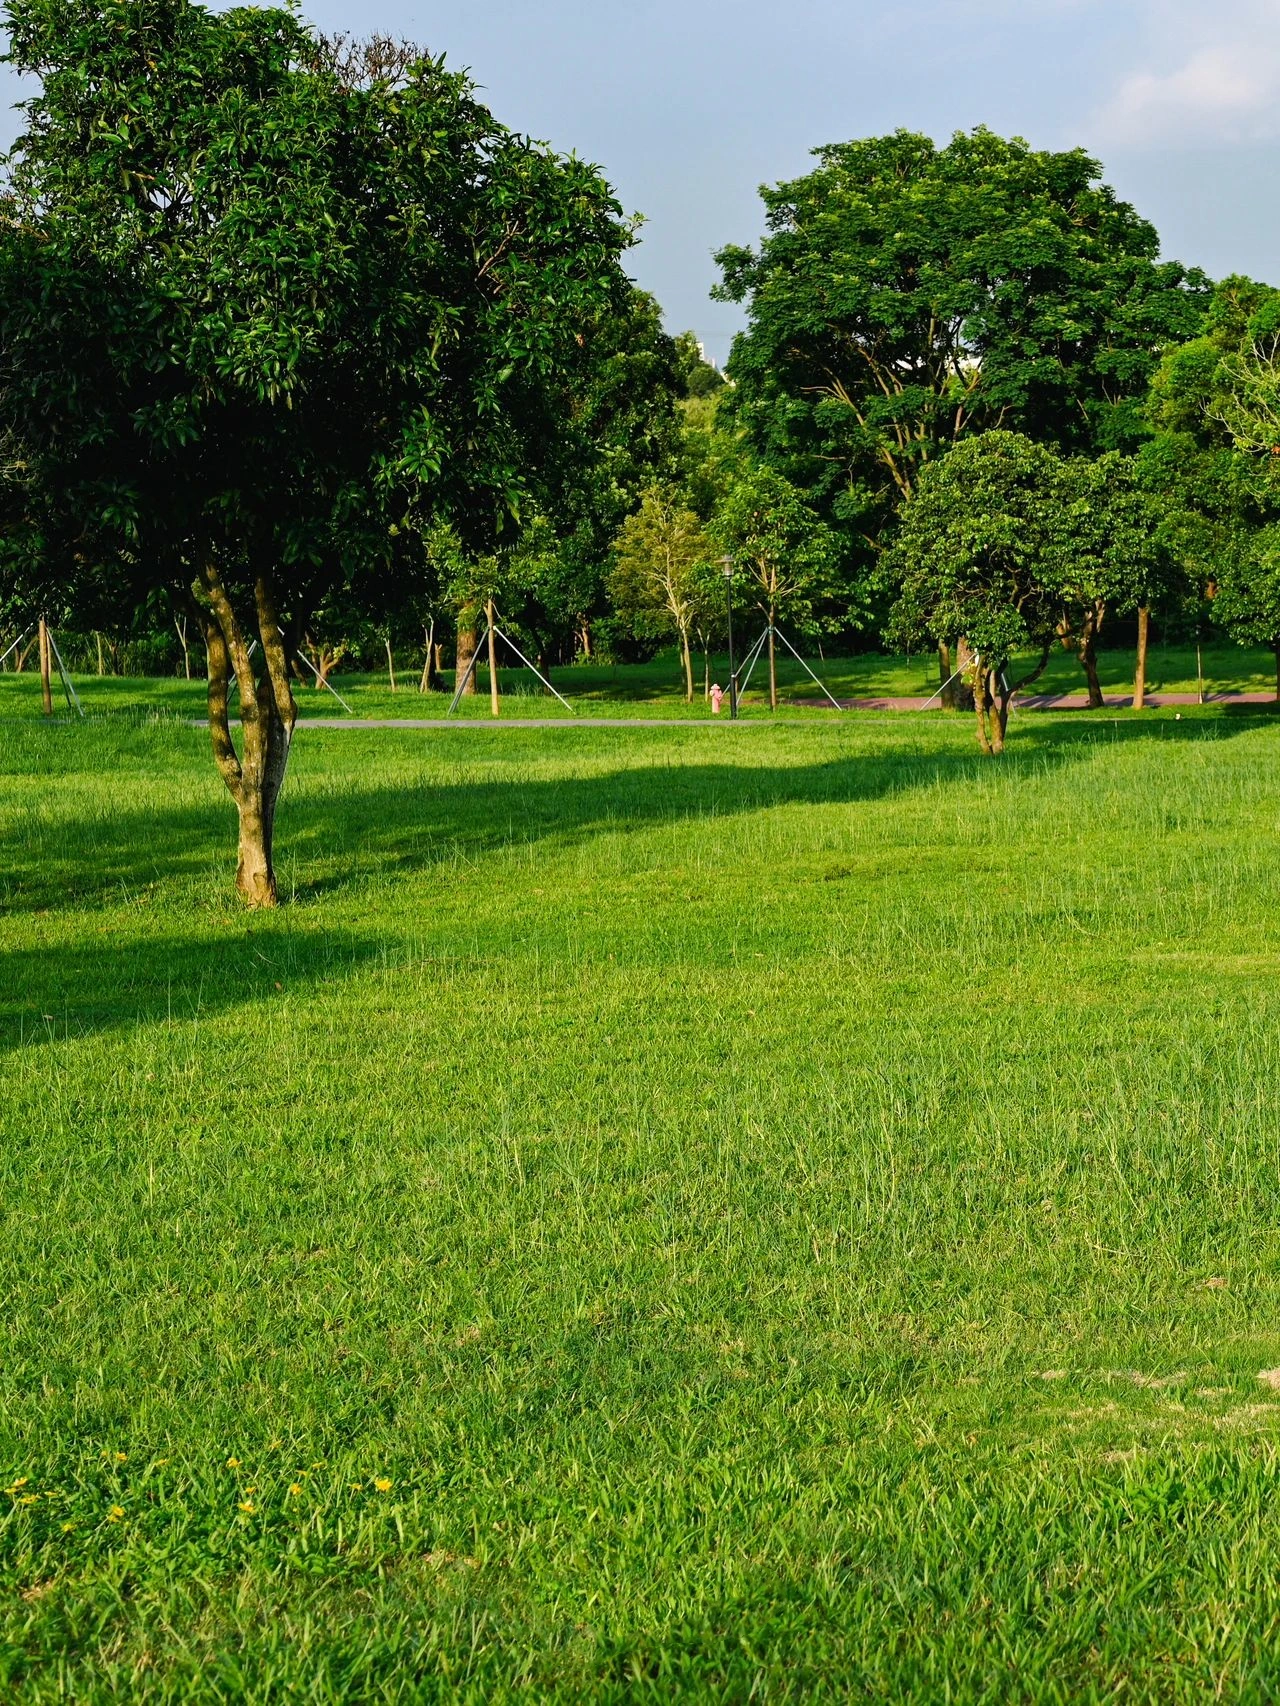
[3,636,1276,726]
[4,700,1280,1698]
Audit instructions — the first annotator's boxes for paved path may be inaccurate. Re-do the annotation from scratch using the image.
[797,691,1280,712]
[292,716,752,729]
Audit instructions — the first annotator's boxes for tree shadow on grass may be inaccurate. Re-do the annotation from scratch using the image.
[0,711,1266,921]
[0,926,383,1057]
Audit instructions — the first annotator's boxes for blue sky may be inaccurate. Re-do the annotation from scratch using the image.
[4,1,1279,363]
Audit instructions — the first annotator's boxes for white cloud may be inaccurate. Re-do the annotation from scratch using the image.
[1094,1,1280,144]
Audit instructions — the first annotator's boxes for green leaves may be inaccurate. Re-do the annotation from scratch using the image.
[0,0,633,635]
[716,128,1209,569]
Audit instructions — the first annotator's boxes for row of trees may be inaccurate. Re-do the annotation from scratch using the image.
[4,6,1280,903]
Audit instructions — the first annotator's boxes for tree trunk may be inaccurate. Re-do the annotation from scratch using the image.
[580,621,593,660]
[954,636,976,712]
[196,562,297,909]
[456,617,478,696]
[990,671,1008,755]
[938,642,956,708]
[681,630,694,703]
[95,631,105,677]
[973,677,992,756]
[1133,605,1149,710]
[1078,602,1105,709]
[768,623,778,711]
[39,617,53,716]
[385,635,397,693]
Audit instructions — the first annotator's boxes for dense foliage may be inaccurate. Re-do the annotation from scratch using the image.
[4,24,1280,783]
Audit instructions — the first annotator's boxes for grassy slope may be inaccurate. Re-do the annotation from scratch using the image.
[3,704,1280,1699]
[2,638,1277,724]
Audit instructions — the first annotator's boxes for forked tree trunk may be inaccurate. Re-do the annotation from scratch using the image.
[419,621,437,693]
[456,617,478,696]
[1133,606,1149,709]
[197,562,297,909]
[680,630,694,702]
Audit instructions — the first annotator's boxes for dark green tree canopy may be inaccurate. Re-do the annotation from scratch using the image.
[715,128,1210,552]
[0,0,633,903]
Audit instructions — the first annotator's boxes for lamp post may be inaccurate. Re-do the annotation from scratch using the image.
[718,555,737,720]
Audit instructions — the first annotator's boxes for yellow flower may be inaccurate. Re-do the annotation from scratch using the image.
[107,1506,124,1522]
[288,1484,302,1498]
[61,1522,75,1534]
[245,1486,257,1496]
[6,1478,29,1495]
[114,1452,127,1463]
[18,1494,38,1506]
[374,1478,392,1493]
[226,1457,241,1469]
[238,1500,255,1515]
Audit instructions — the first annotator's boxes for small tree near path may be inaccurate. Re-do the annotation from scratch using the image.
[887,433,1066,754]
[609,487,714,701]
[713,468,842,710]
[1052,454,1169,709]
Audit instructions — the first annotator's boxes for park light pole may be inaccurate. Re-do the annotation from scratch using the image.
[718,555,738,720]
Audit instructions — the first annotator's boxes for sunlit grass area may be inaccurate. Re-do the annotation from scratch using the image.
[3,705,1280,1697]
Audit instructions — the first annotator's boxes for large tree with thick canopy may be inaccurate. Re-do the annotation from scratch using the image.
[0,0,633,904]
[714,128,1209,569]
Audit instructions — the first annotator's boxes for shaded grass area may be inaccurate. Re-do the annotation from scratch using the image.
[2,637,1277,725]
[3,709,1280,1697]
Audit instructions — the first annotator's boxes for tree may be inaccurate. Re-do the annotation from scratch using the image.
[886,433,1068,754]
[534,288,686,662]
[0,0,632,904]
[1210,293,1280,461]
[673,331,725,400]
[1052,454,1170,708]
[609,486,714,700]
[713,467,844,710]
[715,129,1209,570]
[1140,276,1280,698]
